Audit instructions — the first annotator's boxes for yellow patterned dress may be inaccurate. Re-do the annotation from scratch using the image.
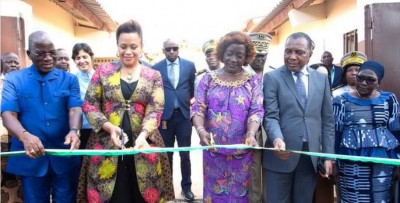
[77,62,174,203]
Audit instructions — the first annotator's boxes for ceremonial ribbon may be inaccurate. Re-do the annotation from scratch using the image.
[1,145,400,166]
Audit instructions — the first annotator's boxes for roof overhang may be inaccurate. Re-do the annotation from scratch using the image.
[50,0,118,32]
[247,0,316,33]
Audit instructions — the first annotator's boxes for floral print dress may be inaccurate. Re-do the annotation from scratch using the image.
[191,71,264,203]
[77,62,174,203]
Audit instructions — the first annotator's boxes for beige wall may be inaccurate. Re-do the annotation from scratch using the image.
[265,0,386,68]
[14,0,117,71]
[23,0,75,66]
[74,26,115,58]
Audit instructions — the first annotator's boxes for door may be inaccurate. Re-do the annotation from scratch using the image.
[1,16,26,67]
[365,3,400,97]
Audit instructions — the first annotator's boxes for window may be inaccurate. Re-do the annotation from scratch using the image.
[343,29,358,54]
[93,57,118,69]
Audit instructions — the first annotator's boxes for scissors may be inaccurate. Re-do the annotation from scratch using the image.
[209,132,215,146]
[121,128,125,160]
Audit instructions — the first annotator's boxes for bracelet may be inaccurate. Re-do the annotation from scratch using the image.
[19,130,27,141]
[197,129,207,135]
[70,128,80,136]
[196,126,207,135]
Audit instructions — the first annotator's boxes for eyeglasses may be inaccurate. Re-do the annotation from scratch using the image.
[31,50,57,58]
[356,75,377,85]
[164,47,179,52]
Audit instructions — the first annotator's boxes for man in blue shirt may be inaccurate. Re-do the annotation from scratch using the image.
[1,31,82,203]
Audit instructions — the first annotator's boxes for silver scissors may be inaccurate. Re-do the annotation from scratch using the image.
[121,128,125,160]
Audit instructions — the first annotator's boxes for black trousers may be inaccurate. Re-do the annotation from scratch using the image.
[159,109,192,191]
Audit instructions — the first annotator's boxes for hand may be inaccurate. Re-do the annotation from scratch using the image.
[199,131,212,146]
[21,132,45,158]
[64,130,81,150]
[323,160,334,177]
[134,133,150,149]
[273,138,290,160]
[244,134,258,147]
[106,123,128,149]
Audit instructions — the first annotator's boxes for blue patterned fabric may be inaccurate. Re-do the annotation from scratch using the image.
[333,91,400,158]
[338,161,393,203]
[333,91,400,202]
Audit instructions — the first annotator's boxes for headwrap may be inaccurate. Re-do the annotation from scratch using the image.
[359,60,385,83]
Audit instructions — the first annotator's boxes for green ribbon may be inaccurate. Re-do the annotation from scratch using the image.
[1,145,400,166]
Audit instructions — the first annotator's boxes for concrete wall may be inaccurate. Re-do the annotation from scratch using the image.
[12,0,117,71]
[266,0,400,68]
[267,0,358,68]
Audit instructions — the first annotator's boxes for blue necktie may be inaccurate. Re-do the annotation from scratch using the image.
[168,63,179,108]
[295,72,307,107]
[295,71,308,141]
[168,63,175,88]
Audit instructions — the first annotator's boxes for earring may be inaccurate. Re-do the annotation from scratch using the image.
[116,52,120,57]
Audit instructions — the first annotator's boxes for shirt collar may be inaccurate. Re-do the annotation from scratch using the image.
[167,58,179,66]
[291,66,309,76]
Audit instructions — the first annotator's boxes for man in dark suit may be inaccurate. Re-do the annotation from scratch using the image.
[152,38,196,201]
[321,51,343,88]
[262,32,335,203]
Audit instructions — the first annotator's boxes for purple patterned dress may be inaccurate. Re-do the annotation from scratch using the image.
[191,71,264,203]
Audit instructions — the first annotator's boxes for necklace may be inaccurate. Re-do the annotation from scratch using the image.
[223,68,244,76]
[127,72,133,82]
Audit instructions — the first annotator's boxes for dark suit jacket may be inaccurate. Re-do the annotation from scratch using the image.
[331,65,343,88]
[152,57,196,120]
[262,66,335,173]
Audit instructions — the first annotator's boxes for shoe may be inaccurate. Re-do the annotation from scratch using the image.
[181,189,195,201]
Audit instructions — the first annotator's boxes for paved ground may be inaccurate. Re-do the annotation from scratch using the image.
[168,127,203,202]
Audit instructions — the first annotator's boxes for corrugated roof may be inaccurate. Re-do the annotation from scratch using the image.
[50,0,118,32]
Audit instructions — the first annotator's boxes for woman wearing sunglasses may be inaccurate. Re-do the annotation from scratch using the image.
[332,60,400,202]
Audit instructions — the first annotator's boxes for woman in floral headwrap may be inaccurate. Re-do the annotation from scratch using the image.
[77,19,174,203]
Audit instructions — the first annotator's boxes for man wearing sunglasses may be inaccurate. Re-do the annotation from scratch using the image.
[1,31,82,203]
[152,38,196,201]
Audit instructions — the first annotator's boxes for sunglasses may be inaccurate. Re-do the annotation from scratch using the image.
[356,75,377,85]
[164,47,179,52]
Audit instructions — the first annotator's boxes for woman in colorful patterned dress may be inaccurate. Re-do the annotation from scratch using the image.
[191,31,264,203]
[77,19,174,203]
[333,60,400,202]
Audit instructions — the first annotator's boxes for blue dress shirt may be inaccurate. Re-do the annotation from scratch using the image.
[1,66,82,176]
[74,69,94,129]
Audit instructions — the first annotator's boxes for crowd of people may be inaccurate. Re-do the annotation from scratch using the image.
[1,18,399,203]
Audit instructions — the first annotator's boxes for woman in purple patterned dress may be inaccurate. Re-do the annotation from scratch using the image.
[191,31,264,203]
